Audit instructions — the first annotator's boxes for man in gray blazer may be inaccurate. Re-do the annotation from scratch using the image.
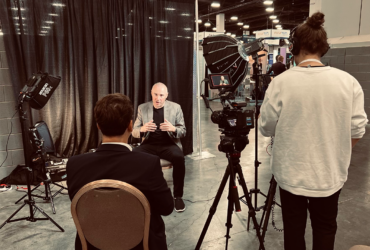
[133,82,187,212]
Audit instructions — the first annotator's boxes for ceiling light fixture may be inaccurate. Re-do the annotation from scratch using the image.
[266,7,274,12]
[243,25,249,29]
[263,1,273,5]
[204,6,212,28]
[159,20,169,24]
[52,3,66,7]
[237,22,243,26]
[273,19,279,23]
[197,19,202,23]
[269,15,277,19]
[165,8,175,11]
[230,16,238,20]
[212,27,217,31]
[211,2,220,8]
[49,13,59,16]
[231,34,236,38]
[275,25,282,28]
[45,21,54,24]
[226,32,231,36]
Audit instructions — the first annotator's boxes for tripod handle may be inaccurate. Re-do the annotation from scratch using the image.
[232,185,242,212]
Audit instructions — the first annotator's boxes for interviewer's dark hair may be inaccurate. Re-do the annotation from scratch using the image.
[295,12,329,56]
[94,93,133,136]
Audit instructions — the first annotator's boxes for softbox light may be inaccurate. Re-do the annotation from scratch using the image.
[202,35,265,88]
[21,72,61,110]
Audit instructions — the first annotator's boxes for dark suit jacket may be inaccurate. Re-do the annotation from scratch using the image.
[267,62,286,76]
[67,144,174,250]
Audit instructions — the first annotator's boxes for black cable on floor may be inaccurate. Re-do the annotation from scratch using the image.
[0,110,19,168]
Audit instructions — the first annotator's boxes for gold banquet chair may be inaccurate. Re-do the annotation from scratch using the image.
[350,246,370,250]
[71,180,150,250]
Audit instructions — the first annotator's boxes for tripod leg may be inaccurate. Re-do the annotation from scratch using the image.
[260,178,278,246]
[46,182,56,214]
[259,176,274,230]
[0,203,27,229]
[235,164,265,250]
[15,184,41,204]
[53,182,67,190]
[225,168,235,250]
[195,165,231,250]
[33,204,64,232]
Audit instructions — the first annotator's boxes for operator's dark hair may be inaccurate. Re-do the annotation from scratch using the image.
[295,12,329,56]
[94,93,133,136]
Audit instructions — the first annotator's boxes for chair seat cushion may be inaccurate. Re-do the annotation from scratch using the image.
[160,159,173,169]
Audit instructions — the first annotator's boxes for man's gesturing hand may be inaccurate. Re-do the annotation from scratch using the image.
[160,119,176,132]
[140,120,157,132]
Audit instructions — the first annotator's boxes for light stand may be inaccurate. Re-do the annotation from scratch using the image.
[0,95,64,231]
[14,131,57,214]
[240,54,268,227]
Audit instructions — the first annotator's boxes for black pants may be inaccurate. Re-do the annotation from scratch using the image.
[279,188,341,250]
[133,143,185,197]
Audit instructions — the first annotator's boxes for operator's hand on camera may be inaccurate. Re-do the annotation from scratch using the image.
[140,120,157,132]
[160,119,176,132]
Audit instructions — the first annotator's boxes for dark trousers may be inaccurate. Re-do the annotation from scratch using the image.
[279,188,341,250]
[133,143,185,197]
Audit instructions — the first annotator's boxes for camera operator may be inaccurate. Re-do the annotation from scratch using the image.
[258,12,367,250]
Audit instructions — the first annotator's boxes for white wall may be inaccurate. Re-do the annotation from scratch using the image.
[321,0,362,38]
[360,0,370,36]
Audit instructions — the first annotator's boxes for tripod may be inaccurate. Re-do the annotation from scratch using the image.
[0,96,64,232]
[195,137,265,250]
[14,153,67,214]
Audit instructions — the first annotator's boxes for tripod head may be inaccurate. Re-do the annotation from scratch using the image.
[219,135,249,154]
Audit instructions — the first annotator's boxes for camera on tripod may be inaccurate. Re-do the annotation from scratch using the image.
[202,73,255,153]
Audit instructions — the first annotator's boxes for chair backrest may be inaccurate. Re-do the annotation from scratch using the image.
[34,121,56,155]
[71,180,151,250]
[350,246,370,250]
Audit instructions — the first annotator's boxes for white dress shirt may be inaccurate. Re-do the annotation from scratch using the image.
[101,142,132,151]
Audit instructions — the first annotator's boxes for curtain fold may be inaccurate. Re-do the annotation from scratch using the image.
[0,0,194,156]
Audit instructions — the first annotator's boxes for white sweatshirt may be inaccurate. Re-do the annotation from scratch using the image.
[259,66,368,197]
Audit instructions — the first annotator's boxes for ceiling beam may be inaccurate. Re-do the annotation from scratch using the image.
[199,0,262,18]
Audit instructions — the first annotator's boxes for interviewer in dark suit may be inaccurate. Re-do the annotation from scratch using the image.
[267,55,287,76]
[67,93,174,250]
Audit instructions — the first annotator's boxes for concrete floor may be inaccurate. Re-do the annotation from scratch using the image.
[1,101,370,250]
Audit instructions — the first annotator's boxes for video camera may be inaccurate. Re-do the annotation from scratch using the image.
[201,73,254,153]
[206,73,254,134]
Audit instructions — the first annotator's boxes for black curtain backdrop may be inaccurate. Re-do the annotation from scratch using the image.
[0,0,194,156]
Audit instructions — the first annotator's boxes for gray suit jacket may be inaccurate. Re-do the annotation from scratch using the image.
[133,100,186,148]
